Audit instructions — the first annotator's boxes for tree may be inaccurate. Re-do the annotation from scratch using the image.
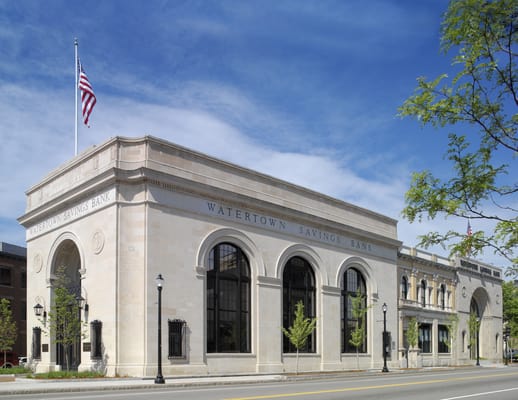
[446,314,460,354]
[468,312,480,357]
[348,289,370,370]
[502,281,518,342]
[405,317,420,368]
[399,0,518,274]
[406,317,419,350]
[44,266,86,371]
[0,298,17,368]
[282,300,317,374]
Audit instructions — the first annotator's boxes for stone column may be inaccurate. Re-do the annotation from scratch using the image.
[255,276,283,373]
[320,285,342,371]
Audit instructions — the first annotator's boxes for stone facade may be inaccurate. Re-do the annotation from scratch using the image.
[398,247,502,368]
[19,136,502,376]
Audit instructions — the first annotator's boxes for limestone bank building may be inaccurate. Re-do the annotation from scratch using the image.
[19,136,503,376]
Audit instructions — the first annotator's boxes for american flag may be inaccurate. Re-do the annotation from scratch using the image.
[78,60,96,126]
[467,220,472,236]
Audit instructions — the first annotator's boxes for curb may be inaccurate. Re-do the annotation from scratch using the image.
[0,375,15,383]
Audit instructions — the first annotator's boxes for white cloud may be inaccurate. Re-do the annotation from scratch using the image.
[2,76,409,241]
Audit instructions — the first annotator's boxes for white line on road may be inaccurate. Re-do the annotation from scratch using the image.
[440,387,518,399]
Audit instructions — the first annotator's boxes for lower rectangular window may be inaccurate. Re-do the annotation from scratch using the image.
[438,324,450,353]
[168,319,186,359]
[90,320,102,360]
[32,327,41,360]
[419,323,432,353]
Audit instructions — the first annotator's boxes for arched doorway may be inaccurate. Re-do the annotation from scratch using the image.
[469,288,489,362]
[50,239,83,371]
[469,298,480,361]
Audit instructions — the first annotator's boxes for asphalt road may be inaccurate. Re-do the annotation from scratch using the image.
[9,368,518,400]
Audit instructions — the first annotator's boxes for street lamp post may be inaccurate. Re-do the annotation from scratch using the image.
[382,302,389,373]
[476,317,480,367]
[155,274,165,384]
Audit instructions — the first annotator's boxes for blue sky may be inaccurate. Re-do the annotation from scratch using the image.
[1,0,505,266]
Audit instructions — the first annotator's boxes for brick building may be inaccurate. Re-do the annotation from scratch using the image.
[0,242,27,364]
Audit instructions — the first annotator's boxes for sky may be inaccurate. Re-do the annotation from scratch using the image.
[0,0,508,268]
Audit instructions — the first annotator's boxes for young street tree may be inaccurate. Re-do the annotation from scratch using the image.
[0,298,17,368]
[348,289,369,370]
[502,280,518,345]
[399,0,517,274]
[468,313,481,356]
[45,266,85,371]
[282,300,317,374]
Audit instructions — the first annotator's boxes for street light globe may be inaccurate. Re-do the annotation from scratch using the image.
[382,303,387,313]
[156,274,164,288]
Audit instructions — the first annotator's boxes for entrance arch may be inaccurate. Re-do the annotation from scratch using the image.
[469,287,489,362]
[49,238,83,371]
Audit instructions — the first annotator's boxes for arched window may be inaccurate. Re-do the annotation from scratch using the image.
[401,275,408,300]
[342,267,367,353]
[440,284,446,309]
[283,256,316,353]
[420,280,427,307]
[207,243,250,353]
[470,298,479,317]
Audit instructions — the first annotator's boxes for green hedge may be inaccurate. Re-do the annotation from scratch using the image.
[28,370,106,379]
[0,366,31,374]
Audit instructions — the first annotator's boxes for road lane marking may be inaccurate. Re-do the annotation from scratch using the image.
[225,371,518,400]
[440,386,518,399]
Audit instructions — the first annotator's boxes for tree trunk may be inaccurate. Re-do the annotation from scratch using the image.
[296,348,299,375]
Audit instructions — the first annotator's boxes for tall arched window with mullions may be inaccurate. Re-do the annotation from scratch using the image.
[342,267,367,353]
[207,243,250,353]
[283,257,316,353]
[400,275,409,300]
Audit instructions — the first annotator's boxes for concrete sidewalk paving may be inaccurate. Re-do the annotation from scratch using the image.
[0,374,286,395]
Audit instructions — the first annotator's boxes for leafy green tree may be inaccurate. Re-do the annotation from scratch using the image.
[446,314,459,353]
[282,300,317,374]
[44,266,86,371]
[399,0,518,274]
[348,289,370,369]
[406,317,419,350]
[468,313,481,358]
[502,281,518,341]
[0,298,17,368]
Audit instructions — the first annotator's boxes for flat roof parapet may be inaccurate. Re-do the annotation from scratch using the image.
[0,242,27,257]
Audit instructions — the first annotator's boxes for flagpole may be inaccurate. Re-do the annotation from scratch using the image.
[74,38,79,156]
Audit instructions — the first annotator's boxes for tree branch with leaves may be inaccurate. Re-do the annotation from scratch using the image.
[399,0,517,274]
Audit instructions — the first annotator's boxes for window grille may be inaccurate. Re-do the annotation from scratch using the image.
[90,320,102,360]
[168,319,186,358]
[32,327,41,360]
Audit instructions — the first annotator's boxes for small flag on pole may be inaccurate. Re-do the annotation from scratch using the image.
[78,59,96,126]
[466,219,473,257]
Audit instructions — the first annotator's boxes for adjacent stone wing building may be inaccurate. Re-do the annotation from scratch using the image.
[398,247,502,368]
[19,136,503,376]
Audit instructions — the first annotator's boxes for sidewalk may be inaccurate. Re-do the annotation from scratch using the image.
[1,364,514,396]
[0,374,286,395]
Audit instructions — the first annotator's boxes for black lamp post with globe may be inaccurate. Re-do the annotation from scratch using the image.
[155,274,165,384]
[382,302,389,373]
